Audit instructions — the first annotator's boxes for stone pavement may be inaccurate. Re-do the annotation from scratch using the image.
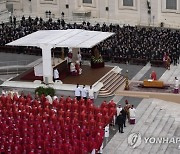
[0,52,40,65]
[131,62,151,81]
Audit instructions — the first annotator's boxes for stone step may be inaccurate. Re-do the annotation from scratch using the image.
[98,92,114,97]
[100,71,116,83]
[99,77,125,93]
[101,74,122,90]
[149,117,175,154]
[103,74,121,87]
[111,100,157,153]
[98,78,126,97]
[101,75,123,90]
[165,147,180,154]
[127,108,165,154]
[140,114,170,154]
[165,126,180,154]
[131,107,164,154]
[99,85,125,97]
[107,77,125,91]
[158,121,179,154]
[130,102,158,133]
[103,98,153,154]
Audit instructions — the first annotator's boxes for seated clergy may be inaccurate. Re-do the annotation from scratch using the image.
[75,61,82,75]
[70,62,77,75]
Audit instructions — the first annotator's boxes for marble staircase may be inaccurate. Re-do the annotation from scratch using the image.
[98,71,126,97]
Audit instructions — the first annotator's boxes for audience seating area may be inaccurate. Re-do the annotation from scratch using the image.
[1,16,180,67]
[0,93,116,153]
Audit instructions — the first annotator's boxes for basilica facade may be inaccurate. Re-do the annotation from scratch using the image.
[2,0,180,28]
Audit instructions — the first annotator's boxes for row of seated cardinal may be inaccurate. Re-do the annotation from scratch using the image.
[0,93,116,153]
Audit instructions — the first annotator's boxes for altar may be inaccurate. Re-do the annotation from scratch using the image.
[143,79,164,88]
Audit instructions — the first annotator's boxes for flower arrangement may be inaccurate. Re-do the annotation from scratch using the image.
[91,55,104,63]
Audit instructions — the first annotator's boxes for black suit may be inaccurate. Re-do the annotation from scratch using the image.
[121,109,127,127]
[116,114,124,133]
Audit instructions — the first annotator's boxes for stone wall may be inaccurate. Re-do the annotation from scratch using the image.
[4,0,180,28]
[0,0,9,22]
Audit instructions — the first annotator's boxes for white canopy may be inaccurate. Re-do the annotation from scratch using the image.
[6,29,114,84]
[7,29,114,48]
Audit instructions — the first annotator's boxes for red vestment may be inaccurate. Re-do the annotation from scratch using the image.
[151,71,157,80]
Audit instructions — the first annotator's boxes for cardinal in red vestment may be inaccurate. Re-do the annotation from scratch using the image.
[150,70,157,80]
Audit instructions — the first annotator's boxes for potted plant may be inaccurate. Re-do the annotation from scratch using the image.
[35,86,55,97]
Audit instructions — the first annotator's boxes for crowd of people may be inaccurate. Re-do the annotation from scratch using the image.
[0,16,180,66]
[0,87,137,152]
[0,86,138,153]
[0,89,117,153]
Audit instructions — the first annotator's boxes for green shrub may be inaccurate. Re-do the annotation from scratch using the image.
[35,86,55,97]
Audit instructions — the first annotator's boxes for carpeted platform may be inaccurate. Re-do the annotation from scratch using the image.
[11,65,113,86]
[62,65,113,85]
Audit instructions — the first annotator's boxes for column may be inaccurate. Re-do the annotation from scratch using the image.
[72,48,79,62]
[40,44,53,84]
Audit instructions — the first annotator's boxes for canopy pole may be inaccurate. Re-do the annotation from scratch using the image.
[40,44,53,84]
[61,48,65,60]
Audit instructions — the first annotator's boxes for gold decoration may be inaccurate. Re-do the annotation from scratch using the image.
[124,70,129,90]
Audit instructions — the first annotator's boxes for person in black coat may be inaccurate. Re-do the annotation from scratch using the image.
[116,112,124,133]
[121,109,127,127]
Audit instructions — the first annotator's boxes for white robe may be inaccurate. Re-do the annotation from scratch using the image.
[77,53,82,62]
[88,88,94,99]
[53,69,59,79]
[129,108,136,119]
[175,79,179,89]
[116,107,122,116]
